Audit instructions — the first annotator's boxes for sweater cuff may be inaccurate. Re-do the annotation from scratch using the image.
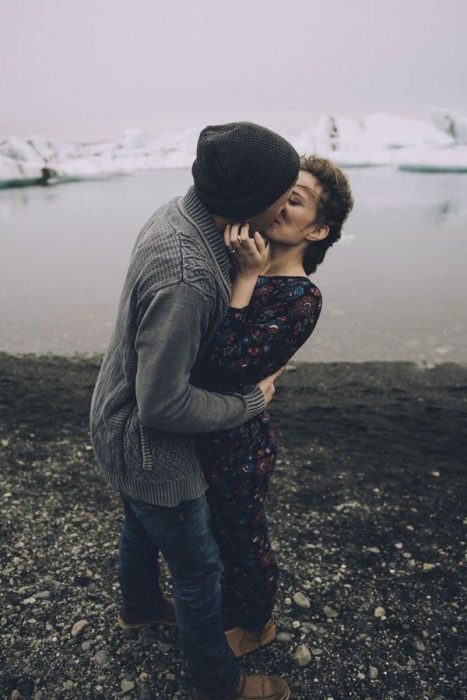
[244,385,266,419]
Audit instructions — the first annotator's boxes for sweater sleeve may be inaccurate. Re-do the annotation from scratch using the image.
[135,282,265,433]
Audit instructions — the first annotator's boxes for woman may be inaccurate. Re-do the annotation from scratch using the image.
[197,155,354,656]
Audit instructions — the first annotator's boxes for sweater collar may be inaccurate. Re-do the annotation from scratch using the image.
[178,186,231,293]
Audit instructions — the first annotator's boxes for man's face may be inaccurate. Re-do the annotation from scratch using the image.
[247,184,295,234]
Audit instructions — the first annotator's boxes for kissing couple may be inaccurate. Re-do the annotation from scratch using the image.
[90,122,353,700]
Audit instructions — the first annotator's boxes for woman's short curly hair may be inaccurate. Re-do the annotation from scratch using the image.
[300,155,354,275]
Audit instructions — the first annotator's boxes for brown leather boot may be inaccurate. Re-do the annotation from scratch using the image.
[225,619,276,658]
[117,595,177,629]
[194,673,290,700]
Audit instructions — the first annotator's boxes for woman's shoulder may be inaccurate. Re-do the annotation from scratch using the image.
[256,275,321,300]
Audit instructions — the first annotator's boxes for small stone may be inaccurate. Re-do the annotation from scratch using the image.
[139,672,149,682]
[277,631,292,642]
[35,591,51,599]
[292,620,301,628]
[423,563,436,572]
[293,644,312,667]
[395,542,403,550]
[357,672,365,680]
[369,666,379,680]
[421,629,429,639]
[81,640,93,651]
[71,619,89,637]
[284,597,292,605]
[374,606,386,618]
[22,597,36,605]
[121,680,135,693]
[431,470,440,477]
[411,639,426,652]
[34,693,44,700]
[367,547,380,554]
[62,681,73,690]
[293,592,311,609]
[94,650,109,666]
[311,647,323,656]
[323,605,338,619]
[11,692,23,700]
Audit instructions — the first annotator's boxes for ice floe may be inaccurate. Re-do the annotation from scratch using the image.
[1,112,467,189]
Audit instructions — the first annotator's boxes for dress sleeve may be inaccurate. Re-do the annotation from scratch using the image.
[204,283,322,385]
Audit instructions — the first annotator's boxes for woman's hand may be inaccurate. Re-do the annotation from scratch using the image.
[224,223,269,278]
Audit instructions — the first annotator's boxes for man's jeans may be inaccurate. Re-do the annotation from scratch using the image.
[119,493,240,699]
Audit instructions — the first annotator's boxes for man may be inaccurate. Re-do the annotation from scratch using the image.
[90,122,299,700]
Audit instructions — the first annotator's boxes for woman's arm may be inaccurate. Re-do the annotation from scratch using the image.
[224,223,269,308]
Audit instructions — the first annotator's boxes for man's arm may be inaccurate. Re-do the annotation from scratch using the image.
[135,281,266,433]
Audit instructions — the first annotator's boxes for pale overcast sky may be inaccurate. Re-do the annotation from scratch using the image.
[1,0,466,141]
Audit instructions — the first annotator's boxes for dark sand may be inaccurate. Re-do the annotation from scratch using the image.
[0,354,466,700]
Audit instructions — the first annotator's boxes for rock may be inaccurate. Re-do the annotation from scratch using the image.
[293,592,311,609]
[411,638,426,652]
[71,619,89,637]
[22,597,36,605]
[11,692,23,700]
[292,620,301,628]
[94,650,109,666]
[367,547,380,554]
[121,680,135,693]
[423,563,436,572]
[81,640,93,651]
[35,591,50,599]
[369,666,379,680]
[293,644,313,667]
[277,631,292,642]
[323,605,338,619]
[374,606,386,618]
[311,647,323,655]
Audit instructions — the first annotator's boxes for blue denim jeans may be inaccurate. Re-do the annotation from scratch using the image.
[119,493,240,699]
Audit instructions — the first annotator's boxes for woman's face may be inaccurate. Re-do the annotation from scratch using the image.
[264,170,327,245]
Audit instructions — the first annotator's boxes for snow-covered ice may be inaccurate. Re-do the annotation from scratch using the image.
[1,112,467,189]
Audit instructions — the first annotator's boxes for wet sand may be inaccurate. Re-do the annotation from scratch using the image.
[0,354,466,699]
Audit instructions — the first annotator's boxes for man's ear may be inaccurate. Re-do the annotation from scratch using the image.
[306,224,329,242]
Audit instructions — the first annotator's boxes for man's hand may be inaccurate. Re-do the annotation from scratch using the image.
[256,366,286,406]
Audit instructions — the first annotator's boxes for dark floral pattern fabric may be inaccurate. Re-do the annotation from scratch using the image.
[197,275,322,632]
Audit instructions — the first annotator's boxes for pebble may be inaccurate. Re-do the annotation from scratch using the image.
[81,640,93,651]
[374,606,386,618]
[35,591,51,599]
[423,563,436,571]
[367,547,380,554]
[277,631,293,642]
[94,649,109,666]
[22,597,36,605]
[311,647,323,656]
[71,619,89,637]
[293,644,313,667]
[369,665,379,679]
[411,638,426,652]
[395,542,403,550]
[323,605,338,619]
[121,680,135,693]
[293,592,311,609]
[11,692,23,700]
[292,620,301,628]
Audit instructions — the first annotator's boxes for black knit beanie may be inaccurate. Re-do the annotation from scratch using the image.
[192,122,300,219]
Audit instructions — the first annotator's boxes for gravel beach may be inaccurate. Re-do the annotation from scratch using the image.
[0,354,466,700]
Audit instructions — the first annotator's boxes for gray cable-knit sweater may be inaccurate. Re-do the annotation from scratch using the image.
[90,187,266,506]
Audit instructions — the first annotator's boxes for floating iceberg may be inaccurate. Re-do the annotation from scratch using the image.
[1,112,467,189]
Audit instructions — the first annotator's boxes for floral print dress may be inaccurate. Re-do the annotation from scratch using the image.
[197,275,322,633]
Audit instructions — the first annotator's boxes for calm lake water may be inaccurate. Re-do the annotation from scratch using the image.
[1,168,466,362]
